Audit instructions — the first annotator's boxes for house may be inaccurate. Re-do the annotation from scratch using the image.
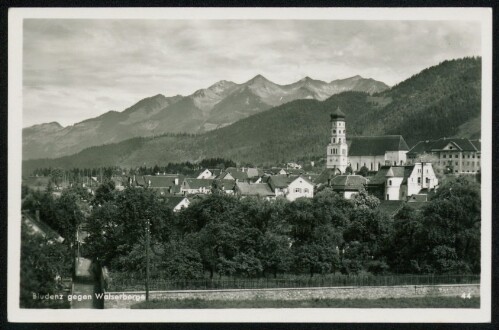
[196,169,213,179]
[142,174,184,195]
[234,182,276,200]
[196,169,222,179]
[241,167,264,178]
[268,175,314,201]
[218,167,248,182]
[22,211,64,244]
[329,175,369,199]
[367,163,438,201]
[163,195,190,212]
[286,162,302,169]
[181,178,214,195]
[325,108,409,173]
[181,178,236,195]
[406,138,481,174]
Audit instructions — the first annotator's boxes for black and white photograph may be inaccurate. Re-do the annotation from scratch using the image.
[7,7,492,323]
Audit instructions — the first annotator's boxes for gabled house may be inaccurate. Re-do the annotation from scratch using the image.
[196,169,222,179]
[367,163,438,201]
[218,167,248,182]
[268,175,314,201]
[234,182,276,200]
[142,174,184,195]
[163,195,190,212]
[407,137,481,174]
[196,169,213,179]
[329,175,369,199]
[181,178,236,195]
[181,178,214,195]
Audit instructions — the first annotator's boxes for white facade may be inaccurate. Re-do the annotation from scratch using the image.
[326,118,348,173]
[286,177,314,201]
[383,163,438,201]
[173,198,190,212]
[197,169,213,179]
[385,151,407,166]
[405,163,439,196]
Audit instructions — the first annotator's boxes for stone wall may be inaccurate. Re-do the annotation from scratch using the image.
[103,284,479,309]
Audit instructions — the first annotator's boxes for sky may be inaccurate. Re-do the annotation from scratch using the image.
[23,19,481,128]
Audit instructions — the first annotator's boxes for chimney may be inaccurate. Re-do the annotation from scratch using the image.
[174,178,179,185]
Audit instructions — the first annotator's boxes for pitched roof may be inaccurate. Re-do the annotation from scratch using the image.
[313,168,340,185]
[22,211,64,243]
[236,182,275,197]
[268,175,296,190]
[348,135,409,156]
[378,201,405,217]
[368,165,414,185]
[407,138,480,155]
[219,168,248,181]
[143,174,183,188]
[470,139,481,151]
[163,195,189,208]
[245,168,263,178]
[292,175,315,186]
[183,178,214,189]
[330,175,368,190]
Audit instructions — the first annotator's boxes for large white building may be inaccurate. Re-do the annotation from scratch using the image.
[326,107,409,174]
[367,162,439,201]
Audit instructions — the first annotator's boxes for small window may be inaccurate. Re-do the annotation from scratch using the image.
[333,138,335,143]
[386,194,389,200]
[443,154,446,158]
[455,154,458,158]
[449,146,453,149]
[417,177,421,184]
[333,130,336,134]
[388,180,392,186]
[338,138,341,143]
[304,188,309,193]
[455,161,458,166]
[295,188,301,193]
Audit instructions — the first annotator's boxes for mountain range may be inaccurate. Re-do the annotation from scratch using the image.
[22,57,481,175]
[23,75,389,160]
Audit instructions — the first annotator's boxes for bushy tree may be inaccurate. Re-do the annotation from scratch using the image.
[20,223,72,308]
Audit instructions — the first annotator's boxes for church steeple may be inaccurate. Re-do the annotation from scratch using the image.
[326,107,348,173]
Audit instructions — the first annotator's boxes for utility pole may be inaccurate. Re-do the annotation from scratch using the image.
[145,219,150,301]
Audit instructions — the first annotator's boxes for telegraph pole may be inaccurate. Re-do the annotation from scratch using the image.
[145,219,150,301]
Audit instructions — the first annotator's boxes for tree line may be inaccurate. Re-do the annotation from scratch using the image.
[22,176,480,281]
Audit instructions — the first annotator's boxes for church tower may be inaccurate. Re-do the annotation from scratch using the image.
[326,107,348,173]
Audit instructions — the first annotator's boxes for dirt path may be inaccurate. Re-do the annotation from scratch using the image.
[70,257,104,309]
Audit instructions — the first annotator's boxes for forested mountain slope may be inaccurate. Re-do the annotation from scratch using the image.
[23,57,481,173]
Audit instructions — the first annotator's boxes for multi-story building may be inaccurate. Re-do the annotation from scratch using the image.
[407,138,481,174]
[367,162,438,201]
[325,108,409,174]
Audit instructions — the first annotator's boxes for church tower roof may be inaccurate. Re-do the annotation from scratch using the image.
[330,107,346,121]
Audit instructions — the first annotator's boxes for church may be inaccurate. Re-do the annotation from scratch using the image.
[326,107,409,174]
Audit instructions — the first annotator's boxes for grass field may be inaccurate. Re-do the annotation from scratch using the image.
[132,296,480,309]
